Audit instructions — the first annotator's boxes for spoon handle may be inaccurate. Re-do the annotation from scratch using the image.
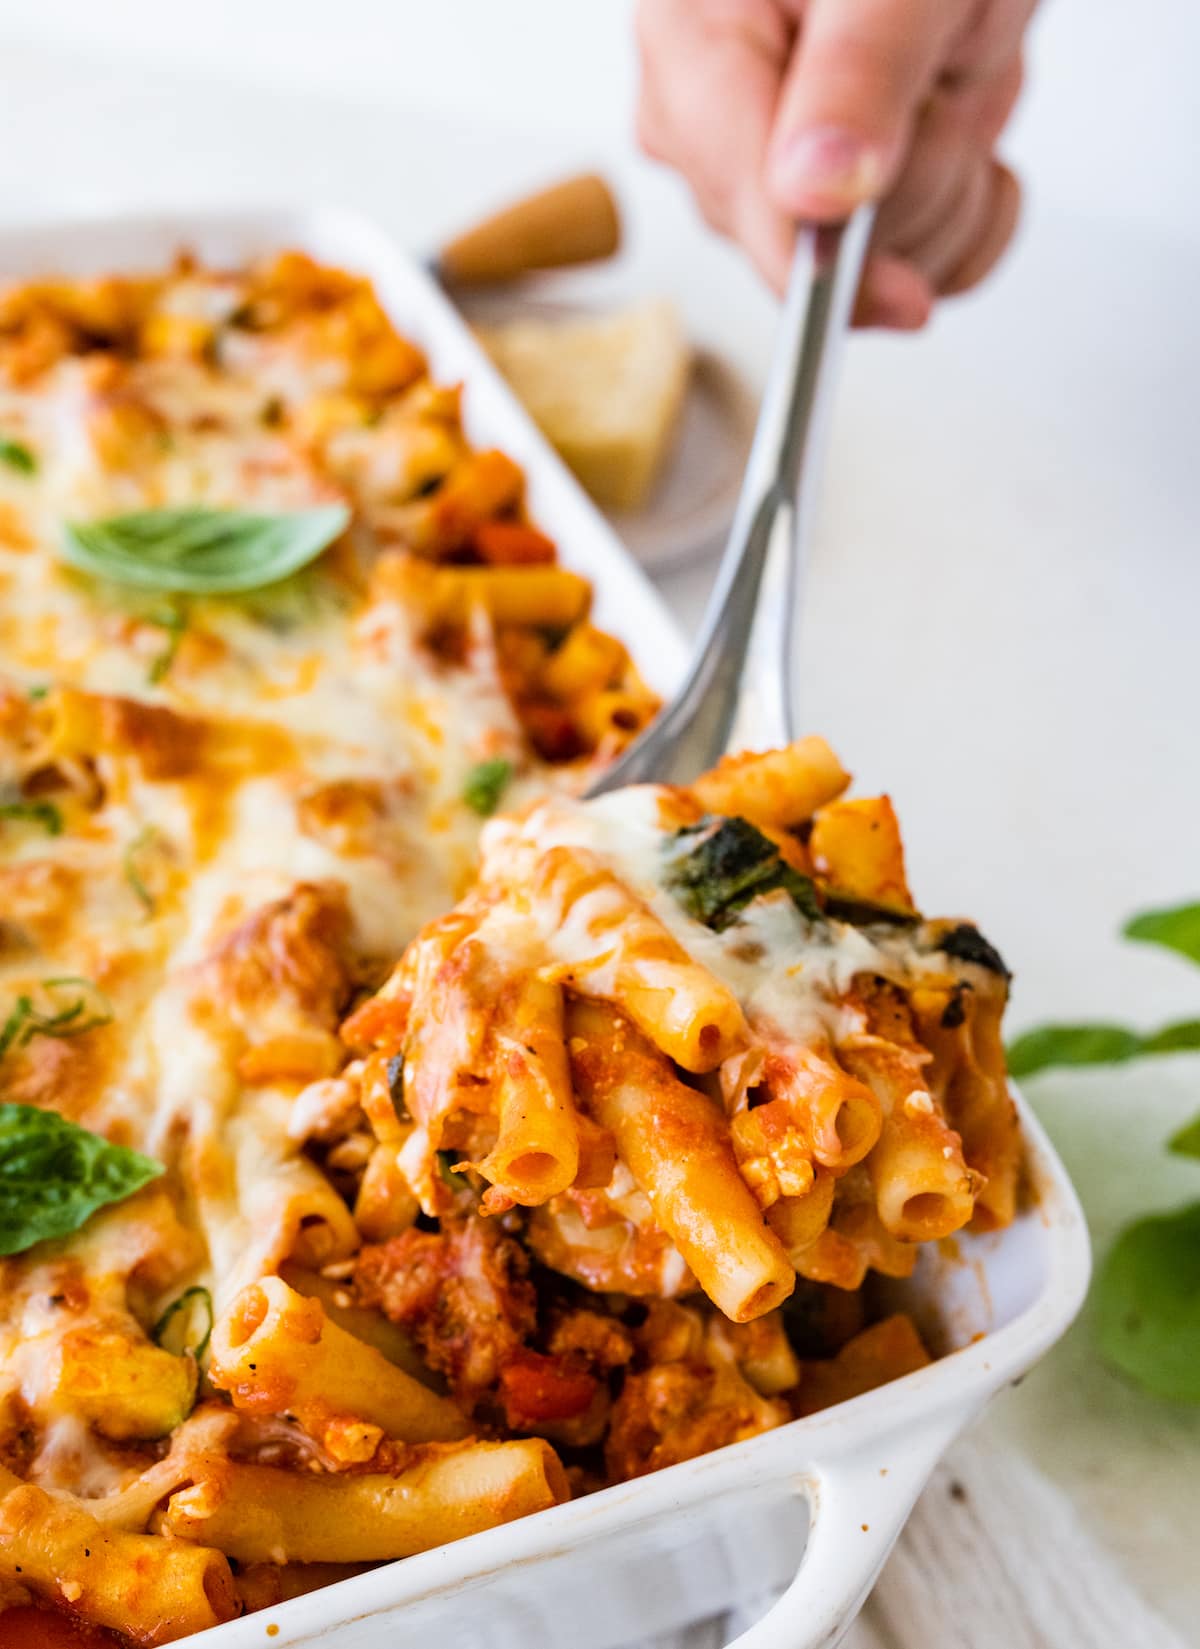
[588,211,872,796]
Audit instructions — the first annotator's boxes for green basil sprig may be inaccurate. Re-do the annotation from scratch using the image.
[60,503,350,595]
[1012,898,1200,1403]
[0,1102,163,1256]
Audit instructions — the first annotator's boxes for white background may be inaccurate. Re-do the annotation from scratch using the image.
[0,2,1198,1636]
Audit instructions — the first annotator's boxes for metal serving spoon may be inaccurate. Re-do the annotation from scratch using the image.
[586,210,873,797]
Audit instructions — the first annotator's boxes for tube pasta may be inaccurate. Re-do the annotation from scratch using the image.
[840,1035,981,1243]
[156,1440,569,1564]
[385,556,592,629]
[476,974,579,1205]
[533,844,749,1072]
[279,1263,429,1379]
[209,1276,468,1453]
[808,795,915,914]
[567,1000,794,1322]
[354,1142,421,1240]
[212,1096,361,1302]
[759,1043,882,1170]
[0,1464,237,1643]
[765,1168,837,1262]
[540,624,626,699]
[690,738,850,828]
[911,977,1021,1229]
[572,687,659,750]
[794,1315,931,1417]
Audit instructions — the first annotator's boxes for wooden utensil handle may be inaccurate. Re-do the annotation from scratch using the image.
[437,173,621,286]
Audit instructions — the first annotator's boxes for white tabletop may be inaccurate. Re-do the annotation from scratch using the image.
[0,10,1196,1642]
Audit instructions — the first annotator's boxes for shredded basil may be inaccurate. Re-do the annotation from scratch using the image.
[153,1285,214,1361]
[123,826,159,914]
[0,977,114,1061]
[0,800,62,836]
[385,1053,408,1120]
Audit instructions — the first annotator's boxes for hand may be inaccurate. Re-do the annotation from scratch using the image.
[635,0,1034,328]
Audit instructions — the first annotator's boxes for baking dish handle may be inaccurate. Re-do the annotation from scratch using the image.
[723,1414,967,1649]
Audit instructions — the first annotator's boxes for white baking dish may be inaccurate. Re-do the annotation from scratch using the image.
[0,207,1091,1649]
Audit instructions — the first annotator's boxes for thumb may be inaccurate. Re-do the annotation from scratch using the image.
[766,0,958,220]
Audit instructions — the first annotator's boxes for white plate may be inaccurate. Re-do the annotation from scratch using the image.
[0,206,1091,1649]
[458,290,758,574]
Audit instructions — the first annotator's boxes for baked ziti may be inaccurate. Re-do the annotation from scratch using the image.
[0,251,1018,1647]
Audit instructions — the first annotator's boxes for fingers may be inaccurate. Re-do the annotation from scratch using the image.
[635,0,1032,321]
[941,161,1021,295]
[872,54,1024,295]
[854,255,933,331]
[766,0,958,219]
[636,0,799,291]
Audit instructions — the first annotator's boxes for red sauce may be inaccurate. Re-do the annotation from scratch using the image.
[0,1606,122,1649]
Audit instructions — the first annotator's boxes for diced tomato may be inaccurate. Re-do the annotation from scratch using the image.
[519,702,585,762]
[0,1606,121,1648]
[499,1349,599,1425]
[471,521,557,567]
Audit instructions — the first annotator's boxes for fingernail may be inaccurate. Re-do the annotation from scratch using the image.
[770,127,885,212]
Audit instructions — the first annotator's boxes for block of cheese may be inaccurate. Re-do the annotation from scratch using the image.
[476,300,690,512]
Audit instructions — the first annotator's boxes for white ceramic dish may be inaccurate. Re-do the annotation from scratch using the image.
[0,207,1091,1649]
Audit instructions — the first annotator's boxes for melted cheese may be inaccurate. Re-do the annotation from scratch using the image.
[0,253,607,1490]
[483,788,946,1046]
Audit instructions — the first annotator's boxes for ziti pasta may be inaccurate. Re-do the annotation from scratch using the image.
[0,250,1019,1648]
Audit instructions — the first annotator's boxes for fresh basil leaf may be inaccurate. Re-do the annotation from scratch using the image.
[1141,1020,1200,1055]
[153,1285,214,1361]
[1006,1023,1143,1078]
[1168,1113,1200,1160]
[0,800,62,835]
[664,815,821,932]
[60,503,350,595]
[1093,1201,1200,1404]
[1008,1017,1200,1078]
[1123,903,1200,968]
[0,436,36,476]
[463,758,513,818]
[0,1102,163,1255]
